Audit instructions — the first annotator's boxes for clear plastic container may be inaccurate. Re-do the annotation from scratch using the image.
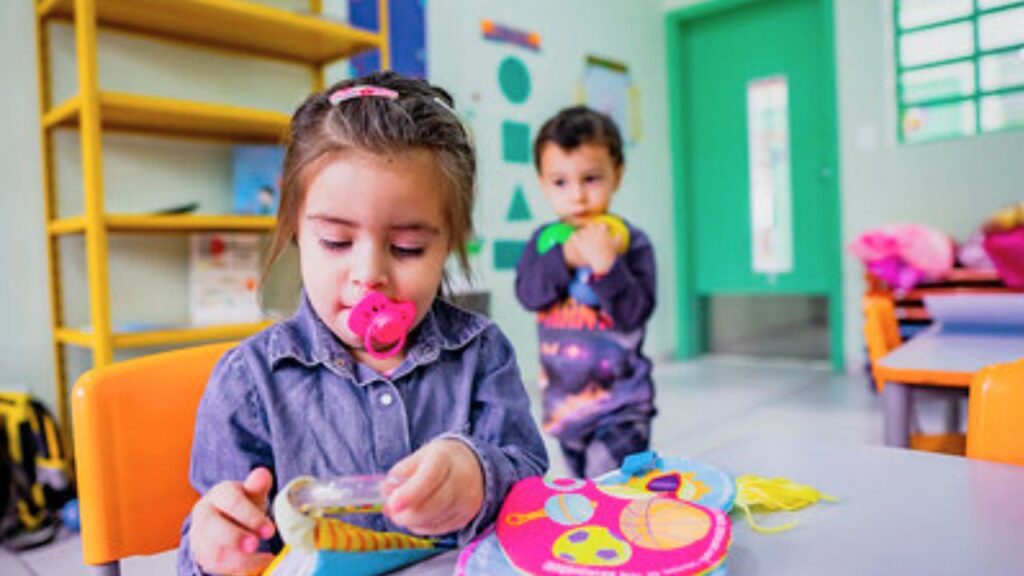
[286,474,389,516]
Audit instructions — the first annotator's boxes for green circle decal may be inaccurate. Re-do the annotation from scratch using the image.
[498,56,531,104]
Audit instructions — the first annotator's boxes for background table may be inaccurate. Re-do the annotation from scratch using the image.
[875,323,1024,446]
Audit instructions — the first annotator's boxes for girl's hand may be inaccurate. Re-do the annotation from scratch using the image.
[189,467,277,575]
[568,222,618,275]
[383,439,484,536]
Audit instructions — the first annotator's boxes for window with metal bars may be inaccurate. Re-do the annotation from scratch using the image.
[894,0,1024,143]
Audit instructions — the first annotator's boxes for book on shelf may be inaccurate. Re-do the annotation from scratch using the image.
[233,145,285,216]
[189,233,264,326]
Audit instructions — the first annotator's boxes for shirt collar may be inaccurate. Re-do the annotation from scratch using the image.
[267,291,489,380]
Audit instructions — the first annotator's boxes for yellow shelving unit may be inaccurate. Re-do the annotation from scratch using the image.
[35,0,389,460]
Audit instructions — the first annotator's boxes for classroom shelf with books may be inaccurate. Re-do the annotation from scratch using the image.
[35,0,390,460]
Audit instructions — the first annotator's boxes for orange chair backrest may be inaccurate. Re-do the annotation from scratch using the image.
[967,358,1024,466]
[72,342,235,566]
[863,295,901,391]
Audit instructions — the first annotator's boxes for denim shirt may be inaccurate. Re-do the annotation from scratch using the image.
[177,293,548,575]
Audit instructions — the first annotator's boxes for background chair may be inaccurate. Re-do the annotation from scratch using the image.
[862,295,902,393]
[72,342,235,575]
[862,295,966,454]
[967,358,1024,466]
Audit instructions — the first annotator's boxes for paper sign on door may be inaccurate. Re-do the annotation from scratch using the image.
[747,75,793,276]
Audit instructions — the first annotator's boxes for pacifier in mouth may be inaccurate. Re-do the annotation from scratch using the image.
[346,291,417,359]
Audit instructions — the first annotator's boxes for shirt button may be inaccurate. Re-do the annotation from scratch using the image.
[380,393,394,407]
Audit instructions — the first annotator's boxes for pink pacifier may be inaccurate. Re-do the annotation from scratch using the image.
[346,291,417,359]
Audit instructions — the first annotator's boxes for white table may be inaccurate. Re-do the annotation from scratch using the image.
[698,435,1024,575]
[398,436,1024,575]
[875,323,1024,446]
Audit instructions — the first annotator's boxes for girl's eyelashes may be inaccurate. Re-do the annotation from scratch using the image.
[319,238,424,258]
[320,238,352,251]
[391,245,426,258]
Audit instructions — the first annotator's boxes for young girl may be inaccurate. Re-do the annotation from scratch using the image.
[178,72,548,576]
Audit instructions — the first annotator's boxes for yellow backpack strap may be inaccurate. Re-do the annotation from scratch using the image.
[0,392,28,462]
[28,398,69,483]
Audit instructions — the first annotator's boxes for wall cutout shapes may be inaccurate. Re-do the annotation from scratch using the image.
[487,23,539,271]
[499,56,532,104]
[507,185,532,222]
[501,121,532,164]
[481,20,541,51]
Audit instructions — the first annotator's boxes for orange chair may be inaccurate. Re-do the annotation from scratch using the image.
[72,342,235,574]
[862,295,902,393]
[967,358,1024,466]
[862,295,966,454]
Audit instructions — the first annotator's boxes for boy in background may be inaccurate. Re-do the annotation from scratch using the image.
[515,106,657,478]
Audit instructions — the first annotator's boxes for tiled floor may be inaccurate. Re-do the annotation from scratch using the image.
[7,355,902,575]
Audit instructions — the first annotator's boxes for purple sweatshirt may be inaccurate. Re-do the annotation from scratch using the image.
[515,218,657,442]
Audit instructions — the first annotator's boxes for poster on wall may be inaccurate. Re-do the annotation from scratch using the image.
[580,55,641,143]
[747,75,793,276]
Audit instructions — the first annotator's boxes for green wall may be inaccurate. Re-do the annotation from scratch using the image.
[0,0,676,407]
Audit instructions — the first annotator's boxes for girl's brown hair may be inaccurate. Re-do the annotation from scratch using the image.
[264,71,476,284]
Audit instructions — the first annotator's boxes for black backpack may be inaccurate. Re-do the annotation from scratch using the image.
[0,392,74,550]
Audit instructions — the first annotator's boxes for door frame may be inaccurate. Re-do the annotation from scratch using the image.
[665,0,844,371]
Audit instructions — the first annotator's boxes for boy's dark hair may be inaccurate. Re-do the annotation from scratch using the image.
[533,106,623,170]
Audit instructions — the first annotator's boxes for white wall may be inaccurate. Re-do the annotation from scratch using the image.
[0,0,674,409]
[834,0,1024,369]
[6,0,1021,412]
[428,0,676,378]
[663,0,1024,370]
[1,3,53,399]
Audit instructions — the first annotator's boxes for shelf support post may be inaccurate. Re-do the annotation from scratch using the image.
[37,0,73,472]
[74,0,114,369]
[377,0,391,70]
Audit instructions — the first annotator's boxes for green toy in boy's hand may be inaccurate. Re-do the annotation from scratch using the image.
[536,222,577,255]
[536,214,631,255]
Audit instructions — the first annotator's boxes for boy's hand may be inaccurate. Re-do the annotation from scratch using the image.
[562,237,588,270]
[383,439,484,536]
[567,222,619,275]
[189,467,277,576]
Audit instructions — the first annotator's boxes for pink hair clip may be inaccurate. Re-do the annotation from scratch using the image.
[328,85,399,105]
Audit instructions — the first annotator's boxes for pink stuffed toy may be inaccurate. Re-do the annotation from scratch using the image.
[981,202,1024,288]
[849,224,954,290]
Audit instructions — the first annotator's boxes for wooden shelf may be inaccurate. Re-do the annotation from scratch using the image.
[48,214,276,235]
[56,321,273,349]
[37,0,382,64]
[44,91,290,142]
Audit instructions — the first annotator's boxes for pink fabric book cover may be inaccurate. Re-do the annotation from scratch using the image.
[469,476,730,576]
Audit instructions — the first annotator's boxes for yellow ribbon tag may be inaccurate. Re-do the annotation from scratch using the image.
[734,475,838,534]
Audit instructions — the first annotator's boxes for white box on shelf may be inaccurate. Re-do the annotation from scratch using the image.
[189,233,263,326]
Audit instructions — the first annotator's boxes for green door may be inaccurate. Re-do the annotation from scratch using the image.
[667,0,843,369]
